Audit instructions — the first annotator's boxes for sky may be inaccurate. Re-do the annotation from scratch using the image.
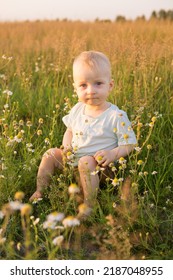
[0,0,173,21]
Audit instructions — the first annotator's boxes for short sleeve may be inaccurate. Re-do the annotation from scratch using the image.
[62,102,82,129]
[62,113,71,129]
[115,111,137,146]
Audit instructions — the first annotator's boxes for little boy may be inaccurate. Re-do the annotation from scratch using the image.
[30,51,137,209]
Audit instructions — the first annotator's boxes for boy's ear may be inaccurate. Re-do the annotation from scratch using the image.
[109,79,114,91]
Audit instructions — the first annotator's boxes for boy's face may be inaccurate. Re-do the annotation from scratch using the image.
[73,62,114,107]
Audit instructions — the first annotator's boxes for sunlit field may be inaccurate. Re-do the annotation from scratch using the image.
[0,20,173,260]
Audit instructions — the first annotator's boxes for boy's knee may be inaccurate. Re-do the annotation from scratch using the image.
[43,148,56,159]
[78,156,96,171]
[43,148,62,161]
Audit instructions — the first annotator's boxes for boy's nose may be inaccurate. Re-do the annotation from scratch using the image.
[87,85,95,94]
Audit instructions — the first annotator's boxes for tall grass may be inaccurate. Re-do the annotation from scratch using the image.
[0,20,173,259]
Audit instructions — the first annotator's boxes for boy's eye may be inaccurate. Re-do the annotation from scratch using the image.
[96,82,102,85]
[79,84,87,88]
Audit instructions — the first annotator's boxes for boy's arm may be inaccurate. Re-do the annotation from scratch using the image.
[94,144,135,167]
[111,144,134,160]
[62,128,73,150]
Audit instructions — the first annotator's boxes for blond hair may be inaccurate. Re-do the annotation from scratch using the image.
[73,51,111,78]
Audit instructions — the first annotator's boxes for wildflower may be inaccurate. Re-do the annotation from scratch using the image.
[149,122,154,127]
[166,199,170,205]
[78,203,92,216]
[14,132,23,143]
[91,165,105,175]
[8,201,23,211]
[26,120,32,127]
[19,120,24,126]
[151,116,157,123]
[14,191,25,201]
[3,89,13,96]
[132,182,138,188]
[113,128,117,133]
[20,204,32,216]
[152,171,157,175]
[96,155,103,163]
[17,242,21,251]
[0,237,6,244]
[33,218,40,226]
[68,183,80,195]
[37,129,42,136]
[73,146,78,152]
[43,220,57,229]
[134,146,142,152]
[147,144,152,150]
[52,235,64,246]
[4,104,9,109]
[112,166,118,172]
[0,74,6,80]
[32,197,43,204]
[113,202,117,208]
[62,216,80,228]
[44,138,50,145]
[91,170,100,175]
[111,177,119,186]
[66,151,74,160]
[149,203,154,208]
[38,118,44,124]
[47,212,65,222]
[119,157,126,164]
[144,171,148,176]
[137,160,144,165]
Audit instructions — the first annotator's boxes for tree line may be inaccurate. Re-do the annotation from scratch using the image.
[95,9,173,23]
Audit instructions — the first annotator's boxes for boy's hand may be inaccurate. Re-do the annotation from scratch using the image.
[94,150,116,167]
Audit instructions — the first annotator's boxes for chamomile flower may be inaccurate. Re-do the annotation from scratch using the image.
[52,235,64,246]
[66,151,74,160]
[47,212,65,222]
[62,216,80,228]
[68,183,80,195]
[20,204,32,216]
[111,177,119,186]
[119,157,126,164]
[137,160,144,165]
[43,220,57,230]
[78,203,92,216]
[96,155,103,163]
[3,89,13,96]
[14,191,25,201]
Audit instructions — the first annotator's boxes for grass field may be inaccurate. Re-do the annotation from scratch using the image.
[0,20,173,260]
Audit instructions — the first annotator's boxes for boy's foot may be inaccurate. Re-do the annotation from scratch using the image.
[29,191,42,202]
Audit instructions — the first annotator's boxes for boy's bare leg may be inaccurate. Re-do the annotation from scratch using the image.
[78,156,99,208]
[29,148,63,201]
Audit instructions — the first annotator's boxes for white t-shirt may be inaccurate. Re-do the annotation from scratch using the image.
[62,102,137,161]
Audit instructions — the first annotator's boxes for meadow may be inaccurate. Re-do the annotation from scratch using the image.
[0,19,173,260]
